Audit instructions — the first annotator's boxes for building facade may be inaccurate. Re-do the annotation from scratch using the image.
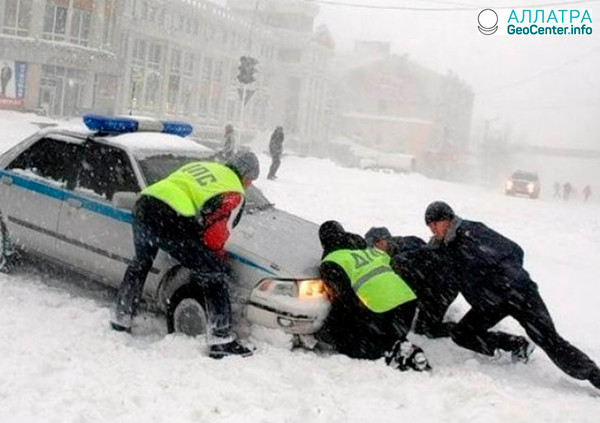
[0,0,120,116]
[0,0,334,151]
[333,44,474,176]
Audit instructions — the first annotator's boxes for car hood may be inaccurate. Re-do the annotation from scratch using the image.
[228,207,322,278]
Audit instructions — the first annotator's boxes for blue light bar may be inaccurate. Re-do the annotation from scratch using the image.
[83,114,193,137]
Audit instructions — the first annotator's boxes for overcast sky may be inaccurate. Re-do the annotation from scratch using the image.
[313,0,600,149]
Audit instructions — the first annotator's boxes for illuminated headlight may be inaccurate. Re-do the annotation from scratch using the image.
[506,180,514,190]
[527,183,535,193]
[256,278,326,300]
[297,279,325,300]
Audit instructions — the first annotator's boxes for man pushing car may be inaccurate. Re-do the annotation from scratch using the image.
[111,151,260,359]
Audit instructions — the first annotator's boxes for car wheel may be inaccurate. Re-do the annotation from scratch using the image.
[167,285,207,337]
[0,217,18,274]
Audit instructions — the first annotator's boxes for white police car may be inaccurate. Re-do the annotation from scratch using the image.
[0,115,329,343]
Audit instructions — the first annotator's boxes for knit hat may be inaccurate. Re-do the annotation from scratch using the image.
[226,151,260,181]
[424,201,455,225]
[365,227,392,247]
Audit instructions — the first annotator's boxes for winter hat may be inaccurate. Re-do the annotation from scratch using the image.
[226,151,260,181]
[319,220,345,245]
[365,227,392,247]
[424,201,455,225]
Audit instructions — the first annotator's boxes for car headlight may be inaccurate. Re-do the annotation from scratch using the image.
[527,183,535,193]
[256,278,326,300]
[506,180,513,190]
[297,279,325,300]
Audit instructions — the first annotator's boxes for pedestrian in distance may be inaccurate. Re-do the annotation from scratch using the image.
[220,123,235,161]
[111,151,260,359]
[365,226,459,338]
[424,201,600,391]
[553,182,561,199]
[267,126,284,180]
[583,184,592,202]
[563,182,572,201]
[316,221,430,372]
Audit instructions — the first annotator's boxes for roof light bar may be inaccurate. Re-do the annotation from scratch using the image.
[83,114,193,137]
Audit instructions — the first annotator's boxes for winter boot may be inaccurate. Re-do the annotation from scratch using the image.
[385,340,431,372]
[511,337,535,364]
[209,340,254,359]
[588,368,600,390]
[110,308,132,333]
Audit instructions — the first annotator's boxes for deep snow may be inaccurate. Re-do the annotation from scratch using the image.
[1,111,599,422]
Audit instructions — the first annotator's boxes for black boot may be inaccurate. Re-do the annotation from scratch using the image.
[589,368,600,390]
[510,337,535,363]
[209,340,254,359]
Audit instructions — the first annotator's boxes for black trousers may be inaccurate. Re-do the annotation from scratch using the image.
[268,154,281,178]
[115,196,233,343]
[317,300,417,360]
[451,283,600,381]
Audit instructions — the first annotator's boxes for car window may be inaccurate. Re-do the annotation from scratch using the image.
[138,153,210,185]
[245,185,274,212]
[6,137,80,189]
[513,171,538,181]
[75,143,140,201]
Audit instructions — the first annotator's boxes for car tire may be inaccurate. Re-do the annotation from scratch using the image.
[0,216,18,274]
[166,285,207,337]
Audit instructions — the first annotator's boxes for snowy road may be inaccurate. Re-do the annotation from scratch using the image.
[1,112,599,422]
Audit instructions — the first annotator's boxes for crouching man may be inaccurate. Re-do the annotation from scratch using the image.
[315,221,430,371]
[424,201,600,390]
[111,151,260,359]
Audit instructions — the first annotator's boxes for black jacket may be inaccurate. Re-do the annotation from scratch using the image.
[431,217,532,309]
[269,129,284,157]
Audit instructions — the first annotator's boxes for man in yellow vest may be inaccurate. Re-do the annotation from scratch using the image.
[111,151,260,359]
[316,221,430,371]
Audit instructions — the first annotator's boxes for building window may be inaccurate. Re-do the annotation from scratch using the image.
[197,57,212,117]
[102,0,116,48]
[2,0,33,36]
[43,2,68,41]
[148,43,162,71]
[70,8,91,46]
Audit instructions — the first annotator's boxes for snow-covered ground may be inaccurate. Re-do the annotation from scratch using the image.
[1,111,599,422]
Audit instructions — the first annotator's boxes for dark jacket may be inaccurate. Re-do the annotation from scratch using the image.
[390,236,459,337]
[430,217,532,310]
[317,221,411,359]
[386,235,426,257]
[269,128,284,157]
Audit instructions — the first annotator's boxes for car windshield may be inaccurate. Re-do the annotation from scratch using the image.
[512,171,538,181]
[137,153,274,212]
[245,185,275,213]
[138,153,214,185]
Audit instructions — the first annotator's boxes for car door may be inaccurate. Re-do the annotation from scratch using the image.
[55,141,141,285]
[0,136,80,260]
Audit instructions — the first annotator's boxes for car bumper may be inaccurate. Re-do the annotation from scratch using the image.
[246,293,330,335]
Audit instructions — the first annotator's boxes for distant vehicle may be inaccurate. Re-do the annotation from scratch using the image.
[0,115,329,346]
[505,170,541,199]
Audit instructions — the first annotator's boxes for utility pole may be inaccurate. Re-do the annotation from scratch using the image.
[235,0,260,152]
[236,56,258,152]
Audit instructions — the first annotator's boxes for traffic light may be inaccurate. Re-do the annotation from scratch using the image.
[237,56,258,84]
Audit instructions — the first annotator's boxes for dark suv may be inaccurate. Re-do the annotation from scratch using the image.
[505,170,541,199]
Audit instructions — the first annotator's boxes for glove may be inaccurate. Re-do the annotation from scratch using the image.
[385,340,431,372]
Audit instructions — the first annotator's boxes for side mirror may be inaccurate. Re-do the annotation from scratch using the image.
[112,191,138,210]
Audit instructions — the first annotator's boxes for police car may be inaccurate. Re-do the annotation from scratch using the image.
[0,115,329,343]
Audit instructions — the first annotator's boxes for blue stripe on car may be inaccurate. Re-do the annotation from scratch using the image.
[229,251,277,276]
[1,169,275,275]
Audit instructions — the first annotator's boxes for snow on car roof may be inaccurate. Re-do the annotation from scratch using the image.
[105,132,215,159]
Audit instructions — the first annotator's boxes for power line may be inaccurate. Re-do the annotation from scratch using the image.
[306,0,600,11]
[484,46,600,94]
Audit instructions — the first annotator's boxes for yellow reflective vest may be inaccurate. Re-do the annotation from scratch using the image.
[322,248,417,313]
[142,161,244,217]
